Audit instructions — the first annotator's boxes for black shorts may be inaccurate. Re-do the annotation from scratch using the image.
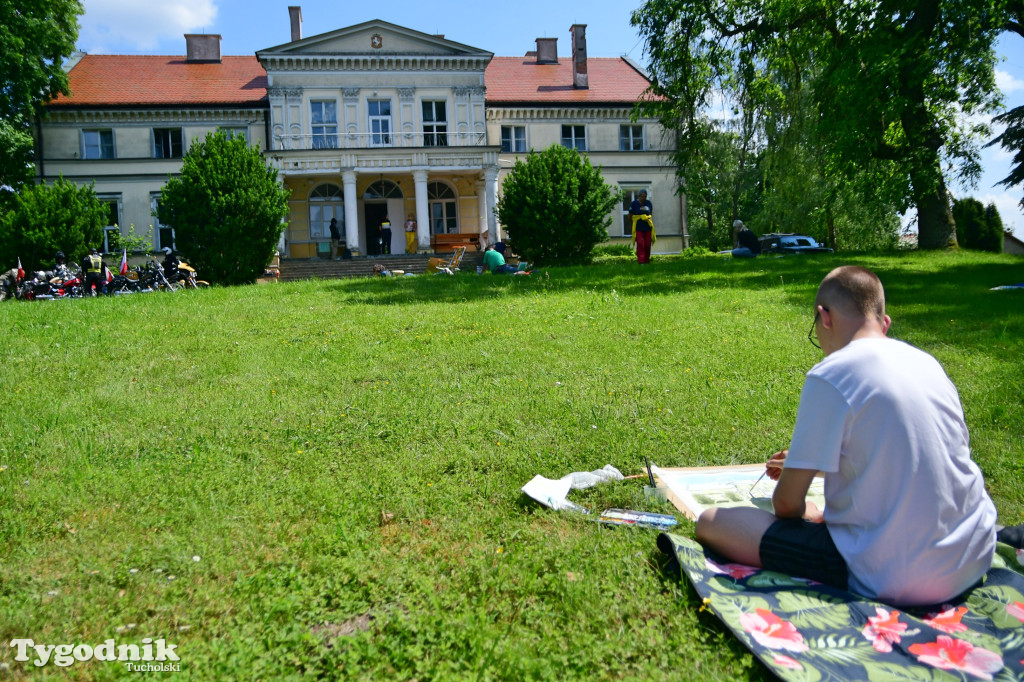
[760,518,849,589]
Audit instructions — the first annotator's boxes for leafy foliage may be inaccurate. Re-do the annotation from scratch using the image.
[989,105,1024,211]
[496,144,620,266]
[952,198,1004,253]
[0,176,107,271]
[159,132,290,285]
[632,0,1009,250]
[0,0,82,191]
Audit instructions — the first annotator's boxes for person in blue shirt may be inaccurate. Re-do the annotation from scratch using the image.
[629,190,655,264]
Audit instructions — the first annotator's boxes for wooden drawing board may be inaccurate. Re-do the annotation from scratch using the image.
[652,464,826,521]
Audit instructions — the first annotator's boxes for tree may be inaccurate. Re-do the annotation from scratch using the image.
[0,0,83,191]
[953,198,1004,252]
[496,145,620,266]
[989,1,1023,209]
[159,132,290,285]
[632,0,1008,250]
[0,176,107,271]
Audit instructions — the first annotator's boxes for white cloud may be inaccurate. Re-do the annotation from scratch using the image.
[996,69,1024,95]
[78,0,218,53]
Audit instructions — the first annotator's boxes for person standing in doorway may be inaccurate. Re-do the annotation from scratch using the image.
[404,214,417,254]
[329,217,342,259]
[630,190,655,264]
[380,215,392,255]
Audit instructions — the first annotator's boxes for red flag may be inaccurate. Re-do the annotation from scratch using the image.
[120,248,128,275]
[16,257,25,281]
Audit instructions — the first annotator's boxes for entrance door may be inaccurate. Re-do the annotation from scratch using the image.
[364,203,388,255]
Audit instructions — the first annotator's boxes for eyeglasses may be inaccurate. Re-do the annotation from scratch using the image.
[808,309,824,349]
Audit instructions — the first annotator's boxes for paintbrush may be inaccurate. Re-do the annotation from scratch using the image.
[749,461,783,493]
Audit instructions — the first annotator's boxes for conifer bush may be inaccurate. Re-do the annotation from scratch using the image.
[496,144,619,266]
[159,132,290,285]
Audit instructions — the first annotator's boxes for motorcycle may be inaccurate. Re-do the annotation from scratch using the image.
[174,261,210,289]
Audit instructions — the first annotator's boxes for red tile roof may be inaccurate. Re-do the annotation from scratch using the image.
[484,57,651,105]
[47,55,267,108]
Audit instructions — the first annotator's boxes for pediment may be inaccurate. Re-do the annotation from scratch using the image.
[258,20,491,58]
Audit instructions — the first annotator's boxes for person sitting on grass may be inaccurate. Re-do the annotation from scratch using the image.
[482,245,528,275]
[696,265,996,606]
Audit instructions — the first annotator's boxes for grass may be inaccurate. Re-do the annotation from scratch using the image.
[0,250,1022,680]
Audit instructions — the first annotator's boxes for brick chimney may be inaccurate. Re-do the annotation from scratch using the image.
[185,34,222,63]
[289,6,303,42]
[535,38,558,64]
[570,24,588,89]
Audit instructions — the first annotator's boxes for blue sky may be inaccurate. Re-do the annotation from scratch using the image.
[76,0,1024,237]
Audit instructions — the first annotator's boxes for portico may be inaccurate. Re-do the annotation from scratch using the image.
[258,19,500,258]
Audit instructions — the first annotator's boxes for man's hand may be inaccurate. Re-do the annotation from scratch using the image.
[766,449,787,481]
[803,500,824,523]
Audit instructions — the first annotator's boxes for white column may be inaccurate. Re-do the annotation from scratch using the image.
[484,166,500,245]
[342,170,359,253]
[476,178,488,247]
[413,169,430,251]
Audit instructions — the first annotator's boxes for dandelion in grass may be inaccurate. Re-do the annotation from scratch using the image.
[167,575,176,581]
[129,568,139,574]
[192,555,201,563]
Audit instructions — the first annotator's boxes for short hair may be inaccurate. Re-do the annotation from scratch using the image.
[816,266,886,322]
[733,220,745,231]
[637,190,647,196]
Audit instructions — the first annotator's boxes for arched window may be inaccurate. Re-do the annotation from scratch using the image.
[309,184,343,240]
[428,181,457,234]
[363,180,403,199]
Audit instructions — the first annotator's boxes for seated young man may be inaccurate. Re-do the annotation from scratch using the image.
[696,266,996,606]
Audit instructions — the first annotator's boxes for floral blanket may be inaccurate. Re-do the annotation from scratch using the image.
[658,533,1024,680]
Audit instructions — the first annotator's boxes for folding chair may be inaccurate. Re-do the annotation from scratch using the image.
[427,245,467,275]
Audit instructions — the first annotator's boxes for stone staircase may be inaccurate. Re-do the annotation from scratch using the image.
[278,251,485,282]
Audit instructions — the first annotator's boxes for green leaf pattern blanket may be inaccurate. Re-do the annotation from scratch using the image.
[658,533,1024,680]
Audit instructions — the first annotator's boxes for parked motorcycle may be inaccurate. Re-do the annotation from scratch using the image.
[174,261,210,289]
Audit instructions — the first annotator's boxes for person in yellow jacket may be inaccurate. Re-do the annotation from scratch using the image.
[629,190,655,264]
[404,214,417,254]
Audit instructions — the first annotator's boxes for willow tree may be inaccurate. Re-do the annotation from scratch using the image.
[632,0,1008,249]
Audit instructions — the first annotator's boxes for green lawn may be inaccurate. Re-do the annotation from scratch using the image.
[1,251,1022,680]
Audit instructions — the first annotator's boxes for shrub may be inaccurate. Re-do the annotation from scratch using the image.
[159,132,290,285]
[953,198,1004,253]
[591,243,635,258]
[681,245,714,258]
[0,176,107,271]
[496,144,620,266]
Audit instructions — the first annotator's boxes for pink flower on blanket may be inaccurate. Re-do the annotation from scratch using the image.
[861,607,910,652]
[1007,602,1024,624]
[924,606,969,634]
[705,557,759,580]
[908,636,1003,680]
[771,654,803,670]
[739,608,808,652]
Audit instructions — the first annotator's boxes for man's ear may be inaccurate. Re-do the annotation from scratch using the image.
[818,304,833,330]
[881,314,892,336]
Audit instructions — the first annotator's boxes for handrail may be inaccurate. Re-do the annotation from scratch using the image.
[272,131,488,151]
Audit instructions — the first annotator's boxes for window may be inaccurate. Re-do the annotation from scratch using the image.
[620,186,651,237]
[500,125,526,153]
[153,128,183,158]
[151,194,174,251]
[561,125,586,151]
[428,182,457,234]
[363,180,403,200]
[218,127,249,142]
[82,130,114,159]
[98,196,121,252]
[619,125,645,151]
[309,184,344,240]
[368,99,392,146]
[422,100,448,147]
[311,100,338,149]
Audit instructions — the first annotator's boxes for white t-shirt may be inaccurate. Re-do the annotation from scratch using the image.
[785,337,996,605]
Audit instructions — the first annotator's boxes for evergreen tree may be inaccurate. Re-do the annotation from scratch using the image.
[159,132,290,285]
[0,176,107,271]
[496,145,619,266]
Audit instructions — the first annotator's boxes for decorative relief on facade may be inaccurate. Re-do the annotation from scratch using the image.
[47,109,265,125]
[342,88,361,99]
[260,56,491,73]
[485,106,637,121]
[397,88,416,102]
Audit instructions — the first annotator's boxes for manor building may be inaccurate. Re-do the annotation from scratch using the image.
[38,10,684,258]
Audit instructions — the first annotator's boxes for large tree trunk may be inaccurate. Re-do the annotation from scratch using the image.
[911,165,957,249]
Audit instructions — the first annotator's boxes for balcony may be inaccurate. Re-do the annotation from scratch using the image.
[267,131,498,175]
[271,131,487,151]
